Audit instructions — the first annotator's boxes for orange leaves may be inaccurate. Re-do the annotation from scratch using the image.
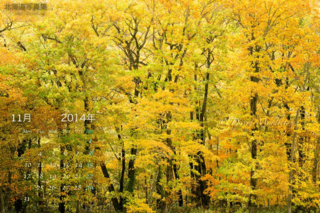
[0,0,320,211]
[115,76,135,93]
[0,47,21,66]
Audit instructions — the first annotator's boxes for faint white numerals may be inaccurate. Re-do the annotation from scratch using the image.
[86,174,93,179]
[48,185,57,191]
[24,173,31,180]
[12,114,31,122]
[50,163,58,168]
[24,173,43,179]
[86,186,94,191]
[49,174,56,180]
[63,174,71,179]
[36,185,44,191]
[63,163,70,168]
[61,114,95,122]
[25,163,32,168]
[74,185,81,191]
[76,162,83,168]
[62,185,70,191]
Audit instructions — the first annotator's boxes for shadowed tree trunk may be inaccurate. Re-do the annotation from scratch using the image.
[287,109,300,213]
[248,44,261,213]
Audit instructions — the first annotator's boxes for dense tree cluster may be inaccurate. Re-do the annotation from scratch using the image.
[0,0,320,212]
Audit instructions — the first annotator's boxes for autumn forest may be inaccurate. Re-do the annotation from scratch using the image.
[1,0,320,212]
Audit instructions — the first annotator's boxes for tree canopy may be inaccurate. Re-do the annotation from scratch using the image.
[0,0,320,213]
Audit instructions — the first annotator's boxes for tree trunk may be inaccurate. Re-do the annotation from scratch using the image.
[248,43,260,212]
[100,162,123,212]
[287,109,300,213]
[0,186,4,213]
[127,147,137,193]
[38,137,44,211]
[313,108,320,184]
